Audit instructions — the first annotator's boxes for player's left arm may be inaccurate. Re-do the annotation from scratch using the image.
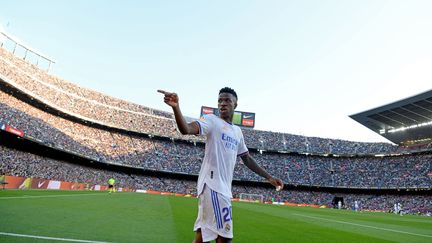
[239,153,284,190]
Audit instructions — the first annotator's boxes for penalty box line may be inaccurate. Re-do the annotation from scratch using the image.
[293,213,432,238]
[0,232,111,243]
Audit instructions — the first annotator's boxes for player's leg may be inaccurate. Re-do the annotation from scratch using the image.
[194,185,232,243]
[192,229,232,243]
[216,235,232,243]
[192,229,205,243]
[209,189,233,241]
[193,192,206,243]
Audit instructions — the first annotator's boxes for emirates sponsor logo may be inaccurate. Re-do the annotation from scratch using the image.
[242,119,254,126]
[203,108,214,114]
[6,125,24,137]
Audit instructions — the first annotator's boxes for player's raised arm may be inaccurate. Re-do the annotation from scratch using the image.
[157,90,199,135]
[240,153,284,191]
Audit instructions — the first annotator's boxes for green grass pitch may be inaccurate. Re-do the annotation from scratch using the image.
[1,190,431,242]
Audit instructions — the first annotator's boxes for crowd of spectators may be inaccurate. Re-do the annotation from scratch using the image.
[2,44,432,214]
[0,46,402,154]
[0,85,431,189]
[232,185,431,214]
[1,145,430,215]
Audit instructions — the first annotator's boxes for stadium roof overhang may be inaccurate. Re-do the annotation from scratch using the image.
[350,89,432,145]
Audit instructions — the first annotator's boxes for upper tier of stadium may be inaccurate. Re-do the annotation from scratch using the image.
[0,41,409,155]
[351,90,432,145]
[0,29,431,155]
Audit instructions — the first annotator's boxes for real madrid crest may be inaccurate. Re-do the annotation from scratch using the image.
[225,223,231,232]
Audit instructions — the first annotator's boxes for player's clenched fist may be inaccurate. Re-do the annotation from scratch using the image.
[268,177,284,191]
[157,90,179,108]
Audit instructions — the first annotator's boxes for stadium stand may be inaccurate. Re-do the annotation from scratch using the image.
[1,33,431,215]
[1,145,430,215]
[1,85,430,189]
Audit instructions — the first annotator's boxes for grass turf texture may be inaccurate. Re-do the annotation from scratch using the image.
[1,190,431,242]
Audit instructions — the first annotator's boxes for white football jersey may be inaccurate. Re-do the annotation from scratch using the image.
[196,114,248,198]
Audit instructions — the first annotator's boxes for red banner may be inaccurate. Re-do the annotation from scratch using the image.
[31,178,50,189]
[1,175,131,192]
[202,107,214,115]
[3,175,29,189]
[242,119,254,127]
[146,190,161,195]
[4,124,24,137]
[60,182,75,190]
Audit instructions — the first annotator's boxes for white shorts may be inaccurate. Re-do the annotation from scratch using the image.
[193,185,233,241]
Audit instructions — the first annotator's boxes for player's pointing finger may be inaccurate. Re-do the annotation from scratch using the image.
[157,89,168,95]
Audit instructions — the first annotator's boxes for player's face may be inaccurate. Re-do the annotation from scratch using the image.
[218,93,237,121]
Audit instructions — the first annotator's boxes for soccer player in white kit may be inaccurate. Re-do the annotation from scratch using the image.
[158,87,284,243]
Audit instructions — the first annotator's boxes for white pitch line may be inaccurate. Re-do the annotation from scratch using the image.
[0,193,105,200]
[293,213,432,238]
[0,232,110,243]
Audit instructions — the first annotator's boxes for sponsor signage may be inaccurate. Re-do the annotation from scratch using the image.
[1,175,131,191]
[47,180,61,190]
[242,119,254,127]
[3,124,25,137]
[202,106,215,115]
[31,178,49,189]
[200,106,255,128]
[1,175,28,189]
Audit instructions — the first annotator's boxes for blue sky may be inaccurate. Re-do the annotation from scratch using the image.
[1,0,431,143]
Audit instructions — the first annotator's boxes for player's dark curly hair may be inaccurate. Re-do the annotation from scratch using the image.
[219,87,238,100]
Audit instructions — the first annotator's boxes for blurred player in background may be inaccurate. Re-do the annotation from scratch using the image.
[108,178,115,194]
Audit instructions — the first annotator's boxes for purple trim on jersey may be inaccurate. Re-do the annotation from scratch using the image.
[215,192,223,229]
[211,189,223,229]
[211,190,220,229]
[213,190,223,229]
[195,121,202,135]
